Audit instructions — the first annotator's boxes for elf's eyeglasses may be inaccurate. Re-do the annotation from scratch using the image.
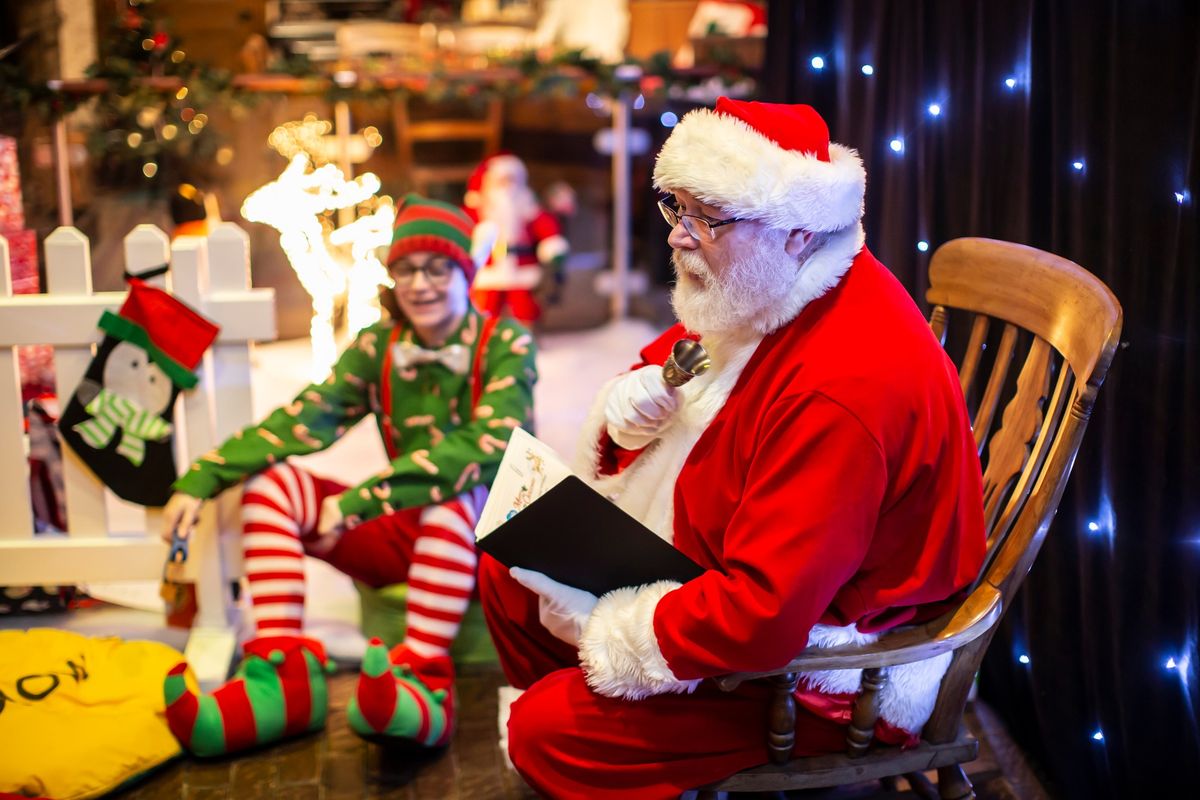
[658,198,744,242]
[389,256,457,288]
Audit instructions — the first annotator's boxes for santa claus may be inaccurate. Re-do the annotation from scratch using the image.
[464,153,569,324]
[477,98,987,799]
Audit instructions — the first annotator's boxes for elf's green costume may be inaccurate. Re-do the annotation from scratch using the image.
[165,195,536,756]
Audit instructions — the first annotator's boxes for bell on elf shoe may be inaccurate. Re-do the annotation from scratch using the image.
[163,635,335,757]
[347,639,456,748]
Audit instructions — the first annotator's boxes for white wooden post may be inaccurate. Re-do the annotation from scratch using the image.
[610,92,631,320]
[45,227,107,537]
[0,235,33,539]
[171,234,237,685]
[123,224,171,288]
[207,223,257,580]
[123,225,171,539]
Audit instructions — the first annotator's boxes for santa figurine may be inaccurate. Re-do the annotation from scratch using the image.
[464,153,569,325]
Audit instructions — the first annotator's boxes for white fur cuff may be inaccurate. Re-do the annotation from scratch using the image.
[537,235,569,265]
[579,580,701,700]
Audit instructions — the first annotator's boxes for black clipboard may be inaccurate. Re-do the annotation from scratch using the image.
[476,475,704,596]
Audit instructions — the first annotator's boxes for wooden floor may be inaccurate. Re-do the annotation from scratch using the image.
[110,665,1047,800]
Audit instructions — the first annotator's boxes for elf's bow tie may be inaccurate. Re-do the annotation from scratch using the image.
[391,341,470,375]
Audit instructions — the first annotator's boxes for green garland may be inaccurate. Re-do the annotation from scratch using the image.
[1,0,756,193]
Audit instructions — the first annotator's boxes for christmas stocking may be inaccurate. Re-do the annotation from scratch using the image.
[59,278,218,507]
[163,635,334,757]
[347,639,456,747]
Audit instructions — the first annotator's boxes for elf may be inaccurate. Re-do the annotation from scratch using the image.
[160,194,537,756]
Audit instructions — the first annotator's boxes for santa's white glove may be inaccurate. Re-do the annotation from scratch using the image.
[604,365,682,450]
[510,567,598,647]
[161,492,204,545]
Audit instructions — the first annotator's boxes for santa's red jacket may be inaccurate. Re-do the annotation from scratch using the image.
[574,227,986,741]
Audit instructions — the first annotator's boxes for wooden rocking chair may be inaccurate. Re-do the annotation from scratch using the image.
[695,238,1123,799]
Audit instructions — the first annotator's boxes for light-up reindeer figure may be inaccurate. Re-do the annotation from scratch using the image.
[328,198,396,336]
[241,155,382,381]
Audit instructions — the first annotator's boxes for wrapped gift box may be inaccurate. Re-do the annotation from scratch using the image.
[0,135,25,231]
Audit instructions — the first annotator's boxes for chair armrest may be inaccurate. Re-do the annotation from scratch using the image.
[713,583,1003,691]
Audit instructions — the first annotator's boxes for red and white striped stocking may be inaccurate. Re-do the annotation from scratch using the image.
[239,463,319,638]
[404,495,480,658]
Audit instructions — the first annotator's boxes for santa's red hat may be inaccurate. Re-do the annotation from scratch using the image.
[652,97,865,232]
[463,152,527,210]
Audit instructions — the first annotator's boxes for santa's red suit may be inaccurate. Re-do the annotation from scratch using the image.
[479,99,986,800]
[464,154,569,324]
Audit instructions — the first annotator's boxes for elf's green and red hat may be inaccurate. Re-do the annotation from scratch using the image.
[97,279,220,389]
[386,193,479,284]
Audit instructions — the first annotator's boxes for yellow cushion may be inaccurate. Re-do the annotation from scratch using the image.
[0,629,184,800]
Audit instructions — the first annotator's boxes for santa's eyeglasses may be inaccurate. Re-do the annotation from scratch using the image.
[389,256,457,288]
[657,198,743,242]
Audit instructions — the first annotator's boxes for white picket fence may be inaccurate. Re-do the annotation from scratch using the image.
[0,223,276,683]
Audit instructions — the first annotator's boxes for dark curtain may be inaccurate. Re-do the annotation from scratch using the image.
[764,1,1199,797]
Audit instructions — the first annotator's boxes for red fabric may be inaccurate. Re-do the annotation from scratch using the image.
[636,322,697,367]
[715,97,831,161]
[526,208,563,248]
[212,678,257,752]
[280,647,315,736]
[356,650,399,732]
[593,323,697,476]
[471,288,541,324]
[245,468,474,594]
[595,429,645,476]
[163,662,200,746]
[463,151,517,207]
[471,314,500,409]
[120,279,219,369]
[390,643,457,745]
[479,555,847,800]
[651,249,985,681]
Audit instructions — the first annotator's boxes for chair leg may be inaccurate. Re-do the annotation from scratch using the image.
[904,771,941,800]
[936,763,976,800]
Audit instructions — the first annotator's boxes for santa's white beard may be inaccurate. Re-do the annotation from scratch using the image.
[480,185,539,243]
[670,240,800,338]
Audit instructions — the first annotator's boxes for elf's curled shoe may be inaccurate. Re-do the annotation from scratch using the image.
[163,635,334,757]
[347,639,456,747]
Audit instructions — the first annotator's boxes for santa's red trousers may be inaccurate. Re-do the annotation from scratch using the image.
[478,554,847,800]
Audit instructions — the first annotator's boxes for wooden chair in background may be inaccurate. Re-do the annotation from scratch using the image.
[392,94,504,199]
[335,22,506,199]
[695,238,1123,799]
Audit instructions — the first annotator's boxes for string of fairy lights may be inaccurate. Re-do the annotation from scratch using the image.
[772,47,1197,749]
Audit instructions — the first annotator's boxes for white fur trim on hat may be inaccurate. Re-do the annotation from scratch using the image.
[653,107,866,232]
[579,580,701,700]
[484,154,527,184]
